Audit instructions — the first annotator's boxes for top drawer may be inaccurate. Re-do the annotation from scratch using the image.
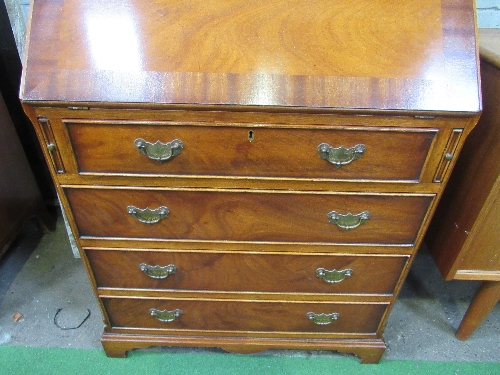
[65,120,436,182]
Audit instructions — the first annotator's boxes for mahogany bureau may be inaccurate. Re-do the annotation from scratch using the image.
[21,0,481,363]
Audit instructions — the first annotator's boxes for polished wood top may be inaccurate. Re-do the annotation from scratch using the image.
[21,0,480,113]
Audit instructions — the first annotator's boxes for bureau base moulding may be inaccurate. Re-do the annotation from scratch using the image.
[101,333,387,364]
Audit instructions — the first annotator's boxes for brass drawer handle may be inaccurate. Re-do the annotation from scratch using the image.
[134,138,184,163]
[127,206,170,224]
[327,210,370,230]
[306,312,340,325]
[139,263,177,279]
[150,308,183,323]
[317,143,366,168]
[316,268,353,283]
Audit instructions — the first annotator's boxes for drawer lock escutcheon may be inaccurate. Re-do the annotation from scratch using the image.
[317,143,366,168]
[306,312,340,325]
[134,138,184,163]
[316,268,353,283]
[327,211,370,230]
[127,206,170,224]
[139,263,177,279]
[150,308,183,323]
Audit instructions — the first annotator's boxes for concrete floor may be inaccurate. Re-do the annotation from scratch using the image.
[0,213,499,362]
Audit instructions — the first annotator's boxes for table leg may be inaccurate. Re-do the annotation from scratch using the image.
[456,281,500,341]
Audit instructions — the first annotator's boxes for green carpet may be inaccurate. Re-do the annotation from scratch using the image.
[1,346,499,375]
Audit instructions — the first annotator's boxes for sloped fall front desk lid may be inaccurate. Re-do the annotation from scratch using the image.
[21,0,480,113]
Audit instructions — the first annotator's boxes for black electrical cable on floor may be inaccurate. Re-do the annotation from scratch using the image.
[53,308,91,330]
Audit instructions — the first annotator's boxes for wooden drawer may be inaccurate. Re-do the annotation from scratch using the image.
[65,121,436,182]
[87,249,408,295]
[102,297,388,334]
[66,188,433,245]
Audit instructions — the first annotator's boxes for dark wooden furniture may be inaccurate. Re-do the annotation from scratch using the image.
[0,0,55,253]
[20,0,481,363]
[0,0,55,204]
[426,28,500,341]
[0,91,53,257]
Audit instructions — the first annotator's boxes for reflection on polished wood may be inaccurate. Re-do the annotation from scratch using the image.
[21,0,481,364]
[22,0,479,112]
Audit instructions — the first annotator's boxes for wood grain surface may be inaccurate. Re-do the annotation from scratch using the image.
[65,120,436,181]
[102,297,388,334]
[20,0,481,362]
[87,249,407,294]
[21,0,480,112]
[427,59,500,279]
[66,187,432,244]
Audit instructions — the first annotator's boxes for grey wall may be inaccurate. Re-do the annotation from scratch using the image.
[478,0,500,28]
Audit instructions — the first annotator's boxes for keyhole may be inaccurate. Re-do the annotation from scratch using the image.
[248,130,254,142]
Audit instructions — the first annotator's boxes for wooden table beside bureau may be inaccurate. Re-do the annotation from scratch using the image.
[21,0,481,363]
[426,29,500,341]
